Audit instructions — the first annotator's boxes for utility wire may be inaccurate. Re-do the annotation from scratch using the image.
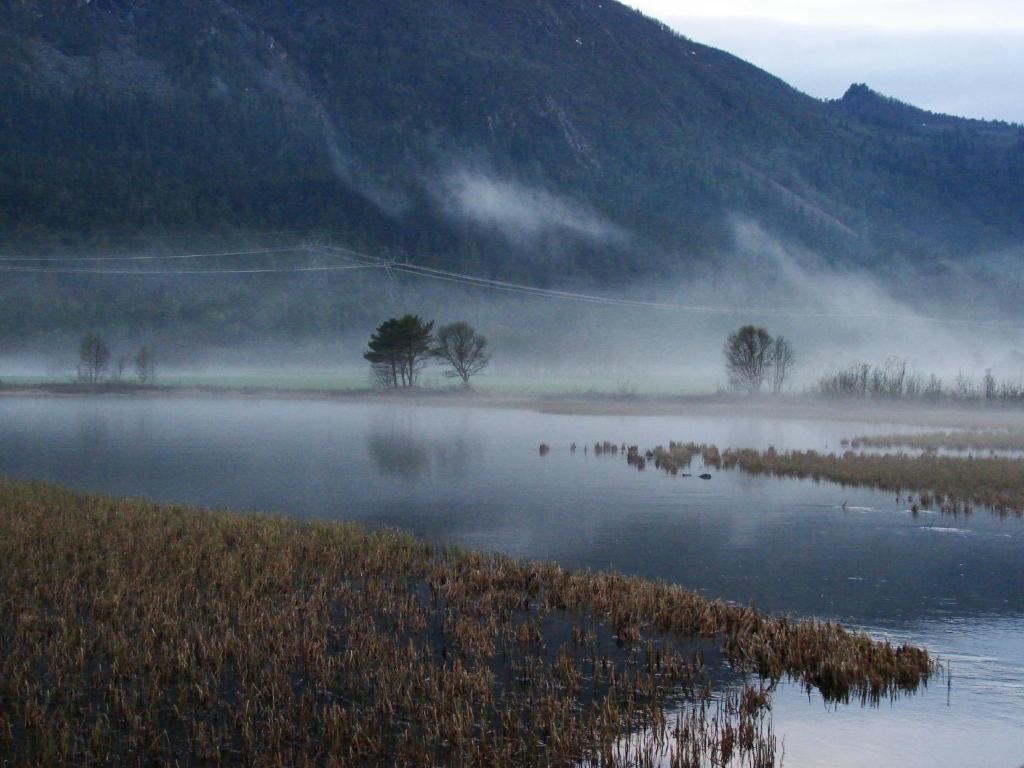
[2,239,1019,331]
[0,246,309,263]
[0,229,305,246]
[317,245,1023,330]
[0,263,382,276]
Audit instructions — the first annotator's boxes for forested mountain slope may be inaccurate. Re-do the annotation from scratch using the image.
[0,0,1021,345]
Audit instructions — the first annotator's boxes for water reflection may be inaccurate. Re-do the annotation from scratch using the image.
[74,410,110,456]
[365,423,477,480]
[366,430,433,479]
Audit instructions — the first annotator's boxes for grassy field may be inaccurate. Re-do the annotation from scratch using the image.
[0,372,374,392]
[0,480,934,766]
[0,371,704,397]
[11,375,1024,437]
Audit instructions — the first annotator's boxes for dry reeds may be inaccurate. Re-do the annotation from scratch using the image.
[0,479,936,766]
[597,441,703,476]
[584,437,1024,517]
[843,430,1024,453]
[716,446,1024,516]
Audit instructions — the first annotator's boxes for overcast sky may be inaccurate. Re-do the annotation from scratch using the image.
[627,1,1024,123]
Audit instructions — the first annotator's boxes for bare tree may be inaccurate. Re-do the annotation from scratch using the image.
[432,321,490,386]
[77,332,110,385]
[134,347,156,385]
[113,355,128,384]
[724,325,773,393]
[954,372,977,400]
[983,369,997,401]
[868,357,907,398]
[768,336,794,394]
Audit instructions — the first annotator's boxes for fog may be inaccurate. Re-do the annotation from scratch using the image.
[4,214,1023,396]
[437,168,629,245]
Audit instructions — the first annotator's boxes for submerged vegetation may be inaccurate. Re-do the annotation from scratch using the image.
[0,479,935,766]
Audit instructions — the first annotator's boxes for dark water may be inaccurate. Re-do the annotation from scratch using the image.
[1,396,1021,766]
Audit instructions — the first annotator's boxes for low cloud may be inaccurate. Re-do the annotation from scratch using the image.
[719,218,1024,379]
[438,169,628,244]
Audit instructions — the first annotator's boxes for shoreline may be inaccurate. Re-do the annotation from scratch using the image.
[3,381,1024,427]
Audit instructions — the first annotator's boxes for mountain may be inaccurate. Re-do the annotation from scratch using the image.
[0,0,1022,346]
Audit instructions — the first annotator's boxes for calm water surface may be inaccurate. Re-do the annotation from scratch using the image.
[1,396,1021,767]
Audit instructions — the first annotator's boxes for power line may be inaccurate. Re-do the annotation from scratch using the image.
[316,245,1024,331]
[0,243,388,274]
[0,246,309,263]
[0,263,382,276]
[3,238,1020,331]
[0,229,305,245]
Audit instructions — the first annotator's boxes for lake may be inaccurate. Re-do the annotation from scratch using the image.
[1,395,1021,766]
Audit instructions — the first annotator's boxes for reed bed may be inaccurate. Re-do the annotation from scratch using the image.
[586,439,1024,516]
[843,430,1024,453]
[715,447,1024,517]
[0,479,936,766]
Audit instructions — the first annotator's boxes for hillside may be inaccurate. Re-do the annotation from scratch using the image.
[0,0,1022,346]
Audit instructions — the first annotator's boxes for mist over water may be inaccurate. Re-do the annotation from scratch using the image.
[5,218,1023,392]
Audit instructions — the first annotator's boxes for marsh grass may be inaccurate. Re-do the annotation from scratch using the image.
[0,480,935,766]
[712,447,1024,517]
[843,430,1024,453]
[588,438,1024,516]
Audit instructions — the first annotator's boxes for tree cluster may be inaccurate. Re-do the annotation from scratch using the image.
[723,325,794,394]
[364,316,490,388]
[76,333,156,386]
[817,358,1024,403]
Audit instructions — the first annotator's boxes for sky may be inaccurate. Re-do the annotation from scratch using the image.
[627,1,1024,123]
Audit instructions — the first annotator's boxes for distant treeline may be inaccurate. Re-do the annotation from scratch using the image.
[815,358,1024,403]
